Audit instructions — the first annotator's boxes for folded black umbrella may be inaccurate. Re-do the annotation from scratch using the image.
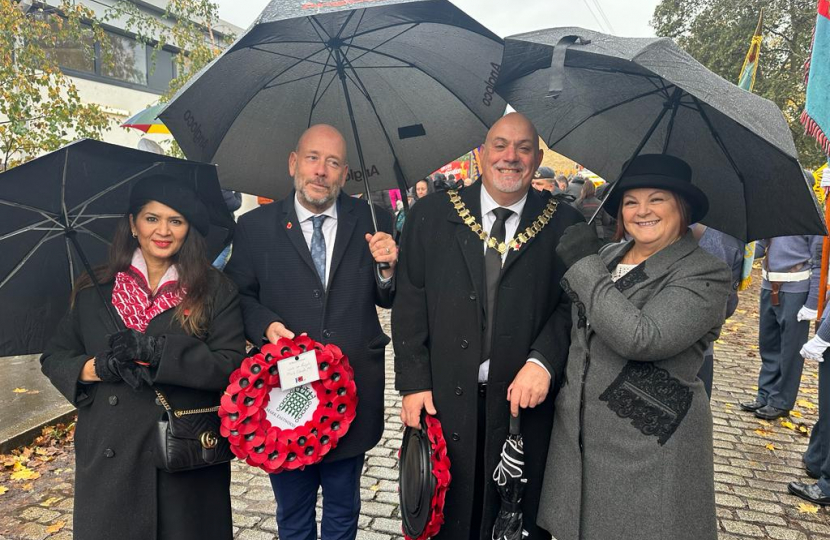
[495,27,825,242]
[492,413,526,540]
[0,139,234,356]
[160,0,506,227]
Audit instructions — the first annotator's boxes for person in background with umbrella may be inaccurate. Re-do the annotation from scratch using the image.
[538,154,731,540]
[212,189,242,270]
[224,124,396,540]
[739,233,822,420]
[394,112,583,540]
[39,175,246,540]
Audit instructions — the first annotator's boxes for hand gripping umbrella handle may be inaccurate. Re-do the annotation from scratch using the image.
[509,411,521,436]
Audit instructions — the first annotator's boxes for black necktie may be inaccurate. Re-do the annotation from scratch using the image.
[483,207,513,361]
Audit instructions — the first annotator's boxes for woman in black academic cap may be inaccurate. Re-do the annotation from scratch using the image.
[41,175,246,540]
[537,155,732,540]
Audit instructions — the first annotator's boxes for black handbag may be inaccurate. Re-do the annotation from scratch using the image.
[153,389,233,473]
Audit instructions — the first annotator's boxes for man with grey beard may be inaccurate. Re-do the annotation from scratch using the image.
[225,124,397,540]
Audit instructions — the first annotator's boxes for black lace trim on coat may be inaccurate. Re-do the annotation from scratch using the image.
[599,361,693,445]
[560,277,586,329]
[612,263,648,292]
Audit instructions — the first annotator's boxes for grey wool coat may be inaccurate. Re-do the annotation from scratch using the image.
[538,232,731,540]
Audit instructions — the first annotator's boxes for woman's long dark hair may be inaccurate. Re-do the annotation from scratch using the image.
[73,201,217,337]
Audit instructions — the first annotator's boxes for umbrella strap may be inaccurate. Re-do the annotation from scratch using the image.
[547,35,591,98]
[502,501,523,513]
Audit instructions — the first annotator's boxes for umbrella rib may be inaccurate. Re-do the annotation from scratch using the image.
[0,230,62,289]
[0,219,63,242]
[343,22,420,67]
[690,95,747,186]
[75,226,113,246]
[263,67,339,89]
[0,199,61,224]
[248,45,333,68]
[343,42,496,129]
[61,147,69,228]
[68,163,163,221]
[309,49,338,123]
[546,86,669,148]
[340,8,366,59]
[257,44,332,92]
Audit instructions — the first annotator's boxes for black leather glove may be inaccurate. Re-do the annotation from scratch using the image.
[115,362,153,390]
[556,222,604,269]
[93,351,122,383]
[108,329,165,367]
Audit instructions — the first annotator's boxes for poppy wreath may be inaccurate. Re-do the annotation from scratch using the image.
[405,415,452,540]
[218,335,358,473]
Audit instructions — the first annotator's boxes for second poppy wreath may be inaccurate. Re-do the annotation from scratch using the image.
[219,336,358,473]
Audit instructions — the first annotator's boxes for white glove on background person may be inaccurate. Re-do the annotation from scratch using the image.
[797,306,818,322]
[801,335,830,362]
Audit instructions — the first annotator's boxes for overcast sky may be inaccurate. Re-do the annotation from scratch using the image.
[216,0,661,38]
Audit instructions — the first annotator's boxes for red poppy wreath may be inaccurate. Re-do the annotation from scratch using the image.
[219,336,358,473]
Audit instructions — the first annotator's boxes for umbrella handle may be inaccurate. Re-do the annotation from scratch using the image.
[509,411,521,436]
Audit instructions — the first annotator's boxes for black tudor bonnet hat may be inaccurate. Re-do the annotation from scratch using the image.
[129,174,210,236]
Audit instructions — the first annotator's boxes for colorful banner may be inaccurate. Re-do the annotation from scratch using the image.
[738,11,764,292]
[801,0,830,155]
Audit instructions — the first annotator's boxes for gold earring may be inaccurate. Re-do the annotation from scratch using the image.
[132,232,137,238]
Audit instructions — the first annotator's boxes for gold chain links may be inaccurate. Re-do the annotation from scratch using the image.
[448,190,559,254]
[155,389,220,418]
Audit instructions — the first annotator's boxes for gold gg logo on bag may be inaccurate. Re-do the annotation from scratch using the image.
[200,431,219,449]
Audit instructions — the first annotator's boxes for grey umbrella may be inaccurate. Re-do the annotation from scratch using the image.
[495,27,825,242]
[160,0,506,229]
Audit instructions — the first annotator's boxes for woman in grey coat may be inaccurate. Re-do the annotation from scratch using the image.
[537,154,732,540]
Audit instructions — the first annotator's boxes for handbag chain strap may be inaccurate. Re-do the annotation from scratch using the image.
[154,389,220,419]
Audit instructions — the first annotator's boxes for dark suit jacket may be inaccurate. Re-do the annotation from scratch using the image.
[392,183,583,539]
[225,191,394,461]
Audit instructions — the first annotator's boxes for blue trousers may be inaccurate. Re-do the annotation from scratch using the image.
[756,289,809,410]
[269,453,364,540]
[805,352,830,494]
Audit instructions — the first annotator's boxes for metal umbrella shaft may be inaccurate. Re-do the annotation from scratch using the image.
[334,48,391,270]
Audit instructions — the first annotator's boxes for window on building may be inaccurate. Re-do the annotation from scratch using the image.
[33,12,177,94]
[101,31,148,85]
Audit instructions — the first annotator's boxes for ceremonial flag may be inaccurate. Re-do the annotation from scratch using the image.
[801,0,830,155]
[737,11,764,291]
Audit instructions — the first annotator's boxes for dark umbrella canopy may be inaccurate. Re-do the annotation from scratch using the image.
[0,139,234,356]
[491,414,526,540]
[159,0,506,202]
[495,27,825,242]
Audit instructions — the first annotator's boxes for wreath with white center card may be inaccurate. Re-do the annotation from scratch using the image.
[219,336,358,473]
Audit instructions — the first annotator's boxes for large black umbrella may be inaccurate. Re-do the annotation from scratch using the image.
[159,0,506,229]
[495,27,825,242]
[491,413,526,540]
[0,139,234,356]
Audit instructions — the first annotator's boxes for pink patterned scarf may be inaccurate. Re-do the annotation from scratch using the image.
[111,250,183,332]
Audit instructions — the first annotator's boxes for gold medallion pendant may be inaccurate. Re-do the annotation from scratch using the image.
[448,190,558,254]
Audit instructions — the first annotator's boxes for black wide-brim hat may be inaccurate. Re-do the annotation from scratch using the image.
[605,154,709,223]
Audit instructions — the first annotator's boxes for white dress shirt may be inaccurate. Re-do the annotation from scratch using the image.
[295,195,338,287]
[478,185,549,382]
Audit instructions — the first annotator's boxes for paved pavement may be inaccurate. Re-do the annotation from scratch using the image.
[3,273,830,539]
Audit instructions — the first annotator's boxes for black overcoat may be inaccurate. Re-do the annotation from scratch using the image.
[224,191,394,461]
[393,183,583,539]
[40,272,246,540]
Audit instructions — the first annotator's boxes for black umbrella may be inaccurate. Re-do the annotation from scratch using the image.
[159,0,506,230]
[491,413,526,540]
[495,27,825,242]
[0,139,234,356]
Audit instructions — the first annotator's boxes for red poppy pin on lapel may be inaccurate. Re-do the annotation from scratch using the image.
[287,222,293,230]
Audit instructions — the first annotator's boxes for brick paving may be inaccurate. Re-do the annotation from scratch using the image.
[3,272,830,539]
